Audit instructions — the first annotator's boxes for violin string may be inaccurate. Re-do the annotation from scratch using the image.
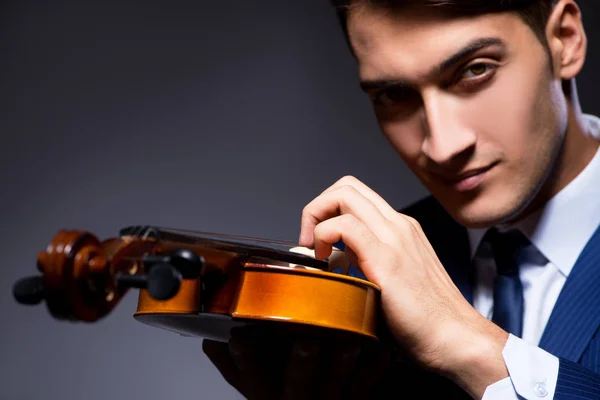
[154,225,343,251]
[118,225,343,271]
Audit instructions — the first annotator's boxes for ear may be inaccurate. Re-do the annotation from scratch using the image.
[545,0,587,80]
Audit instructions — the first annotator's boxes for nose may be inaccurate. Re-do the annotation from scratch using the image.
[420,90,476,165]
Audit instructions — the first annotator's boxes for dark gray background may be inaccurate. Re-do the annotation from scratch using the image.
[2,1,599,399]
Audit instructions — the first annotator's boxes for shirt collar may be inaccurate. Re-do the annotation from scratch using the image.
[467,113,600,277]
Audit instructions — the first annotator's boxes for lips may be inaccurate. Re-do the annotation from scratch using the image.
[433,162,497,191]
[452,165,494,182]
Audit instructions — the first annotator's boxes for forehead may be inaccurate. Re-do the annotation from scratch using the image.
[346,5,537,79]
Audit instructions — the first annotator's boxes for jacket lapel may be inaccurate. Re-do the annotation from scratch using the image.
[405,197,600,362]
[401,196,474,304]
[538,223,600,361]
[434,220,473,304]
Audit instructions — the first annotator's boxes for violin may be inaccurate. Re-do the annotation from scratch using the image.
[12,225,382,344]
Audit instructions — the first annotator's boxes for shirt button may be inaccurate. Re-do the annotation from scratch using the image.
[533,382,548,397]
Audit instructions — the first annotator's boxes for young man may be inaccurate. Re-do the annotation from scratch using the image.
[203,0,600,398]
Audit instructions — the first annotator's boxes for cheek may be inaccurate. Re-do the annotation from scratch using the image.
[455,63,559,164]
[378,117,425,166]
[465,74,537,149]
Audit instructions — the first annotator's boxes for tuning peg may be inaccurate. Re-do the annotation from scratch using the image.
[117,248,204,301]
[117,263,183,301]
[142,249,204,279]
[13,276,45,305]
[147,263,183,300]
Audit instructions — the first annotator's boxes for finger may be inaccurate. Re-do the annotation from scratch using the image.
[316,340,362,400]
[299,184,391,249]
[324,177,435,262]
[312,214,378,262]
[282,339,321,400]
[316,177,440,274]
[322,175,399,219]
[311,214,391,284]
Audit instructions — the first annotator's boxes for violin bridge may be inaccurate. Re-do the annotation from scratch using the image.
[288,246,350,274]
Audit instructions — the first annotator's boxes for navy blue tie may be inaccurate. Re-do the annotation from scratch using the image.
[484,228,530,338]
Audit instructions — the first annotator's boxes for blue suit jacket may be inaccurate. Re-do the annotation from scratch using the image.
[370,195,600,399]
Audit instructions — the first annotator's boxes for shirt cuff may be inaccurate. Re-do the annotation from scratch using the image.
[482,334,559,399]
[482,376,518,400]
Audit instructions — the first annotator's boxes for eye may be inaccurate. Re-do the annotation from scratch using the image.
[466,63,488,76]
[371,87,419,108]
[457,62,498,88]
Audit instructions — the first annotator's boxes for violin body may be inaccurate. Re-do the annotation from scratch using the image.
[14,226,382,344]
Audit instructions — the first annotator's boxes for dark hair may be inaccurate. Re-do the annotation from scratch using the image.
[330,0,559,55]
[329,0,569,93]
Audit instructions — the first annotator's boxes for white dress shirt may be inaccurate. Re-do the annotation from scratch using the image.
[470,114,600,399]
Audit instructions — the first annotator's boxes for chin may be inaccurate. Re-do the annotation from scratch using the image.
[437,189,529,229]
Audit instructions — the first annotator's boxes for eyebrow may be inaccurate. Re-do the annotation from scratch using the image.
[359,36,505,92]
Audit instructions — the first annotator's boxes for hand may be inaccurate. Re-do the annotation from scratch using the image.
[202,330,391,400]
[298,176,510,398]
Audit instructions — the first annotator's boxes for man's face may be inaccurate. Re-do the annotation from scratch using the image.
[347,5,569,228]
